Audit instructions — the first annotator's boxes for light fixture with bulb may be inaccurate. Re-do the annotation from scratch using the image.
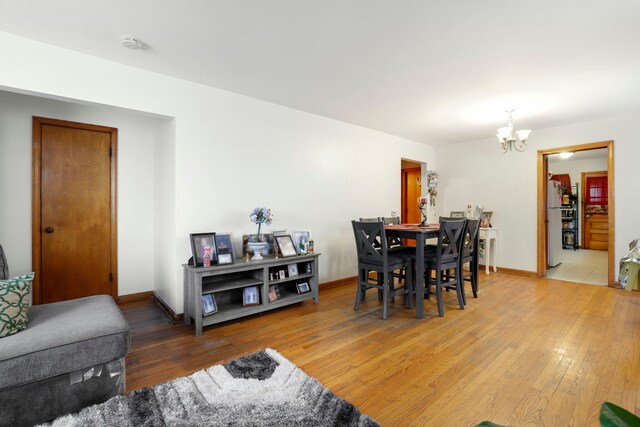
[496,109,531,153]
[559,152,574,159]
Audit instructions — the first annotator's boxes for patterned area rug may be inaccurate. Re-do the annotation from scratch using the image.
[43,348,379,426]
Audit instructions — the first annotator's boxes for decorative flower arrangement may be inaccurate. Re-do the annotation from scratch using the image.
[250,207,273,240]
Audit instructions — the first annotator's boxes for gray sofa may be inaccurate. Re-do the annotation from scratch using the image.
[0,295,130,427]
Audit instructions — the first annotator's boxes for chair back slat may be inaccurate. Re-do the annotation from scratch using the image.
[462,219,480,257]
[352,220,388,263]
[436,219,466,264]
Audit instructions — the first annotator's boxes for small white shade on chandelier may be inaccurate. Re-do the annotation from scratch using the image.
[559,152,575,159]
[497,127,511,141]
[516,129,531,142]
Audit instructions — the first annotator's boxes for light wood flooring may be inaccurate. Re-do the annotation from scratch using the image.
[121,273,640,426]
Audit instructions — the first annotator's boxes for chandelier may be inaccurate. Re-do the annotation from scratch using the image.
[496,109,531,153]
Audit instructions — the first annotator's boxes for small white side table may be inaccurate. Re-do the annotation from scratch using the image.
[479,227,498,275]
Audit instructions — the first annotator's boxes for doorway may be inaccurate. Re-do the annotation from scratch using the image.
[401,159,424,224]
[32,117,118,304]
[537,141,615,286]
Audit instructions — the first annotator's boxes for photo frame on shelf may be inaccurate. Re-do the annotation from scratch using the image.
[242,233,276,259]
[268,285,281,302]
[292,230,311,254]
[275,235,297,257]
[480,211,493,228]
[190,232,217,267]
[201,293,218,315]
[449,211,465,219]
[288,263,299,277]
[296,282,311,294]
[215,232,235,265]
[279,269,287,280]
[243,286,260,306]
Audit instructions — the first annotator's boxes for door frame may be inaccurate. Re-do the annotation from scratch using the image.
[32,117,118,304]
[401,166,422,223]
[536,140,615,286]
[581,170,608,249]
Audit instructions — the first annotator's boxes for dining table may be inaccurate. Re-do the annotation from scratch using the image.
[384,223,440,319]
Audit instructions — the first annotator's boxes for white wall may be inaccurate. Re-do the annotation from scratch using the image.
[436,113,640,277]
[548,153,608,243]
[0,31,435,312]
[0,90,172,295]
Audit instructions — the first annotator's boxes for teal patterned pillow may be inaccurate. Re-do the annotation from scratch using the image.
[0,272,34,337]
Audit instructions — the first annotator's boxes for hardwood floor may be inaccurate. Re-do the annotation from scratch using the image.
[121,273,640,426]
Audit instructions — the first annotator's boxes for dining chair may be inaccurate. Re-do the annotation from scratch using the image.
[460,218,480,303]
[351,220,413,319]
[423,218,466,317]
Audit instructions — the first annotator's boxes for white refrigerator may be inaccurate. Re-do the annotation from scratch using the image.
[548,180,563,267]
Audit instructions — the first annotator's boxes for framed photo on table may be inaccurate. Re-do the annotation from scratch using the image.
[215,232,235,265]
[243,286,260,306]
[275,235,298,257]
[292,230,311,254]
[296,282,311,294]
[268,285,281,302]
[449,211,465,219]
[190,232,217,266]
[201,293,218,316]
[287,264,298,277]
[480,211,493,228]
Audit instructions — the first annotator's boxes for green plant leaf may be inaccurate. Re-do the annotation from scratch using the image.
[600,402,640,427]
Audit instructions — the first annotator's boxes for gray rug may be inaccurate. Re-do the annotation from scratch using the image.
[43,348,379,426]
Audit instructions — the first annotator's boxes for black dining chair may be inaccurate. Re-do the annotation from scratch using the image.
[423,218,466,317]
[352,220,413,319]
[460,218,480,303]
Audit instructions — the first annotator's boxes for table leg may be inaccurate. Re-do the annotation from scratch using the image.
[485,237,490,275]
[492,237,498,272]
[416,234,424,318]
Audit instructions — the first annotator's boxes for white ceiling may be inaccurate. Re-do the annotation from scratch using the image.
[1,0,639,145]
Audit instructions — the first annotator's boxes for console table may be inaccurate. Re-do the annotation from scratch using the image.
[183,253,320,336]
[479,227,498,275]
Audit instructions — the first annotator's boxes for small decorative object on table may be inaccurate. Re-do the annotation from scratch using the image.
[248,207,273,260]
[417,197,429,226]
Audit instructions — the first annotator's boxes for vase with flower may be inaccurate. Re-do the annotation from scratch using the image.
[248,207,273,260]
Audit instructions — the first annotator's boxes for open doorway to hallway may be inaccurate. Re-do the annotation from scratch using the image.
[400,159,425,224]
[537,142,615,287]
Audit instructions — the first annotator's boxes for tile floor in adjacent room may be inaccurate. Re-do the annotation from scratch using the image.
[546,248,608,285]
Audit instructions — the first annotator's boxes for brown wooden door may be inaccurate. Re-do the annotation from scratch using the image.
[401,167,422,224]
[33,117,117,304]
[584,214,608,250]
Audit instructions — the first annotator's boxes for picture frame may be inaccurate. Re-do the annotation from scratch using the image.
[268,284,281,302]
[292,230,311,254]
[215,232,235,265]
[275,235,298,257]
[190,232,217,267]
[480,211,493,228]
[288,263,299,277]
[201,293,218,315]
[243,286,260,306]
[279,269,287,280]
[449,211,465,219]
[296,282,311,294]
[242,233,276,259]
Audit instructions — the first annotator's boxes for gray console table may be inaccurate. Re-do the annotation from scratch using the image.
[183,253,320,336]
